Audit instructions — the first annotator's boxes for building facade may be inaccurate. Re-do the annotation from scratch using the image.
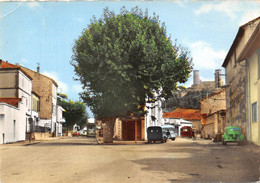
[200,90,226,139]
[163,108,201,137]
[237,18,260,145]
[0,60,65,143]
[113,117,145,141]
[222,17,260,142]
[0,63,33,144]
[20,65,59,133]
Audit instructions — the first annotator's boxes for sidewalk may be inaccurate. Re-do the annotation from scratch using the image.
[1,136,64,146]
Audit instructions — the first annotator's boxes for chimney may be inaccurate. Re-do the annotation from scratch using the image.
[37,63,40,73]
[215,69,222,88]
[193,70,201,86]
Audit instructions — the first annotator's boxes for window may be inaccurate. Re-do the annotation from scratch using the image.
[252,102,258,122]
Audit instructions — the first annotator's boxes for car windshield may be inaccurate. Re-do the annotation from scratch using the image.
[230,128,240,131]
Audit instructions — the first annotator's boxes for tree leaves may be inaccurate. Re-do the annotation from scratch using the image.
[71,6,193,119]
[58,99,88,130]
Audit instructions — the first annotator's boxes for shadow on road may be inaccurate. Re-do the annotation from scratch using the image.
[34,142,99,146]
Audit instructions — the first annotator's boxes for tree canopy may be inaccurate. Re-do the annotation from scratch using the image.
[57,94,88,129]
[71,6,193,120]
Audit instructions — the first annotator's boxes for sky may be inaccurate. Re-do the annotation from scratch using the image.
[0,1,260,117]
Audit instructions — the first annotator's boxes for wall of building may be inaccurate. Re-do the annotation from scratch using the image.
[21,67,55,120]
[202,114,216,139]
[224,19,260,140]
[201,90,226,115]
[225,56,248,136]
[18,70,32,116]
[0,69,18,97]
[248,49,260,145]
[0,102,26,144]
[114,118,122,140]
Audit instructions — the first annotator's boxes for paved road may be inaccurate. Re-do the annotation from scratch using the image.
[1,137,260,183]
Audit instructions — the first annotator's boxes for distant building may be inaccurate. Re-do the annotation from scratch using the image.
[163,108,201,136]
[163,70,224,112]
[163,118,192,136]
[200,90,226,139]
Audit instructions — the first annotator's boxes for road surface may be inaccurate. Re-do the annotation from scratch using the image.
[1,137,260,183]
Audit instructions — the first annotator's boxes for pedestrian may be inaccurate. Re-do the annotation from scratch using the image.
[166,130,170,139]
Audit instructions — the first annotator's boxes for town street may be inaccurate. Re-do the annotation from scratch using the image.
[1,137,260,183]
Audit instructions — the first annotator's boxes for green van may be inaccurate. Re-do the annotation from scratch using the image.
[222,126,245,145]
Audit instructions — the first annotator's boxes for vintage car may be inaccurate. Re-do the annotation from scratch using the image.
[147,126,167,143]
[161,125,176,141]
[72,131,79,137]
[81,130,88,137]
[222,126,245,145]
[181,126,194,138]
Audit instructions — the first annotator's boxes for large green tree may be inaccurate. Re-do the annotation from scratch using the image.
[57,93,88,130]
[71,7,193,143]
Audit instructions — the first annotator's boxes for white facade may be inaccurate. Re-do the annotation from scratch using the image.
[56,105,65,136]
[51,83,58,133]
[163,118,192,136]
[0,103,25,144]
[0,68,32,144]
[145,97,163,140]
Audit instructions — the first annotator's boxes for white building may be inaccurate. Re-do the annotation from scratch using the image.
[163,118,192,136]
[0,65,33,144]
[0,60,66,143]
[145,90,164,140]
[56,105,65,136]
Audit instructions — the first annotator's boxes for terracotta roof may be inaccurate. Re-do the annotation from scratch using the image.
[0,98,22,107]
[222,16,260,68]
[163,108,201,120]
[0,60,33,80]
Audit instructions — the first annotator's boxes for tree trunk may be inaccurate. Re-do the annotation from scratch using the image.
[103,118,116,143]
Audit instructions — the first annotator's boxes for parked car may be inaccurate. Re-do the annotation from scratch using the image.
[181,126,194,138]
[161,125,176,140]
[72,131,79,137]
[222,126,245,145]
[147,126,167,143]
[81,130,88,137]
[87,128,96,137]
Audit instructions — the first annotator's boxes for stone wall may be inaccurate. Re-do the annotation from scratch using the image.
[21,67,56,119]
[225,62,248,138]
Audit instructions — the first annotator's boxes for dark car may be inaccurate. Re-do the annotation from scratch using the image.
[147,126,167,143]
